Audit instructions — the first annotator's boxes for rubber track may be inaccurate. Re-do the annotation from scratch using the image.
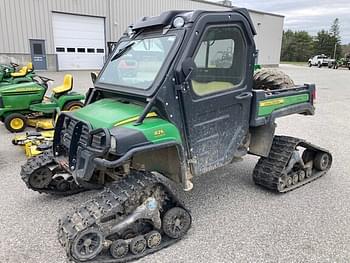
[253,136,332,193]
[20,150,85,196]
[58,170,184,263]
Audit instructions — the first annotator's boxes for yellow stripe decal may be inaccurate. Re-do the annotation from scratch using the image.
[114,112,158,127]
[259,98,285,107]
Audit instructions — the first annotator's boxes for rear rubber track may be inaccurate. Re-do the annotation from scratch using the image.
[253,136,332,193]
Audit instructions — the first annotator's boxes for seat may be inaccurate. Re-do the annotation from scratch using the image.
[191,80,234,96]
[27,62,33,72]
[52,74,73,95]
[11,66,28,77]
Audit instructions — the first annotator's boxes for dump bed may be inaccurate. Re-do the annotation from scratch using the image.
[250,84,316,127]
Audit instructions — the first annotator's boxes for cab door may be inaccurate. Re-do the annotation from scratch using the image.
[179,20,254,175]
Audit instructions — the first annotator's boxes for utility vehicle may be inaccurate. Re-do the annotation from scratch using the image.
[0,74,84,132]
[0,62,36,85]
[21,9,332,263]
[308,54,335,68]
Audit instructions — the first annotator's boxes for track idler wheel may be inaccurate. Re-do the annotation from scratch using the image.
[71,228,104,261]
[314,152,331,171]
[28,167,52,189]
[110,239,129,259]
[291,173,299,185]
[145,230,162,249]
[298,170,306,181]
[162,207,191,239]
[130,235,147,255]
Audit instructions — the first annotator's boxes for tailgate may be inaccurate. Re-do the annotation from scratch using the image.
[250,84,316,127]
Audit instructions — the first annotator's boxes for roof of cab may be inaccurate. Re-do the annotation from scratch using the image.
[131,8,256,35]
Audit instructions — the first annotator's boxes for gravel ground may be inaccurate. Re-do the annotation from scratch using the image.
[0,64,350,263]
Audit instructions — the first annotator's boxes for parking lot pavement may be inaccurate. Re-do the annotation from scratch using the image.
[1,64,350,263]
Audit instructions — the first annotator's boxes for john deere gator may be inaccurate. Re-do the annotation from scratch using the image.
[21,9,332,262]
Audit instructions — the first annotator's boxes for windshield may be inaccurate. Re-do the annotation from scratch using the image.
[99,35,177,90]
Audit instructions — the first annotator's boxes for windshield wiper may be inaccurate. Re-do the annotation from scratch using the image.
[111,42,135,61]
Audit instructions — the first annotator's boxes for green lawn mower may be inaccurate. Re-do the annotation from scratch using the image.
[0,74,85,132]
[0,62,36,87]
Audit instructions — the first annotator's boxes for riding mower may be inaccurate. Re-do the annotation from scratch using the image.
[0,74,85,132]
[0,62,19,80]
[0,62,36,86]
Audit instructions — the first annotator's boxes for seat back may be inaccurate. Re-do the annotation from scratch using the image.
[11,66,28,77]
[27,62,33,72]
[52,74,73,95]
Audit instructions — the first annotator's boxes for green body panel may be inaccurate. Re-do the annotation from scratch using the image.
[72,98,182,144]
[123,118,182,144]
[55,92,85,109]
[0,82,45,117]
[73,98,147,129]
[258,93,310,117]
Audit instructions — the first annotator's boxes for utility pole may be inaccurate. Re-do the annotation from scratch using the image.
[333,42,337,60]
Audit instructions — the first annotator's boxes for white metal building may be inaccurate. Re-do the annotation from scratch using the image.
[0,0,284,71]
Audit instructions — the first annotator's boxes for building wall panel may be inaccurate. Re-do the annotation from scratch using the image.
[0,0,284,67]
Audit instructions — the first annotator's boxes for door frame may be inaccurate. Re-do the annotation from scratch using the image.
[29,39,47,70]
[174,13,256,175]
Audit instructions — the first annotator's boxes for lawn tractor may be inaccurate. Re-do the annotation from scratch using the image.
[0,74,84,132]
[0,62,36,86]
[331,57,350,70]
[21,9,332,263]
[0,62,19,80]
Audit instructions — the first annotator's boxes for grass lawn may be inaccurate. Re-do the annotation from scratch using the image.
[280,61,307,66]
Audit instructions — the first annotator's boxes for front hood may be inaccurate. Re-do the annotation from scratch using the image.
[72,98,146,129]
[0,82,41,94]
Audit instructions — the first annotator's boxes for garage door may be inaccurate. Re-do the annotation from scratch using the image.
[52,13,105,70]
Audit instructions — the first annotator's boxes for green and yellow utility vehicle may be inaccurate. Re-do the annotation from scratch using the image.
[21,9,332,262]
[0,74,84,132]
[0,62,36,86]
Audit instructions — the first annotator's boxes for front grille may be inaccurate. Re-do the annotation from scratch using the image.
[55,114,91,169]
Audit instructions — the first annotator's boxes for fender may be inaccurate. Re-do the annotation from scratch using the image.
[56,92,85,109]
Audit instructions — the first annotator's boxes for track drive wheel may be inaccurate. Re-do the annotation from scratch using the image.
[4,113,27,133]
[63,100,84,111]
[162,207,192,239]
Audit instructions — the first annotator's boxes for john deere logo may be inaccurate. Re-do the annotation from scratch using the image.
[154,129,165,137]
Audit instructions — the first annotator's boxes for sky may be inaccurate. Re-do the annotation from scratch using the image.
[213,0,350,44]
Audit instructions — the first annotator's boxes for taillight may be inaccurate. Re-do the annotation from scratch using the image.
[312,88,316,103]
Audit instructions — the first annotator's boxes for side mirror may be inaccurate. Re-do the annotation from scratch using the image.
[90,72,98,84]
[182,58,196,82]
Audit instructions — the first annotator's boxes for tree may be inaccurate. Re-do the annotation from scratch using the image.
[281,30,314,62]
[329,18,342,58]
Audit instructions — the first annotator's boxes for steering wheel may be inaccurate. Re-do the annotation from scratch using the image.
[36,75,54,88]
[10,62,19,68]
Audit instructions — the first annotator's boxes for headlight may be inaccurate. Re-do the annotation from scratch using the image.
[173,17,185,28]
[110,136,117,153]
